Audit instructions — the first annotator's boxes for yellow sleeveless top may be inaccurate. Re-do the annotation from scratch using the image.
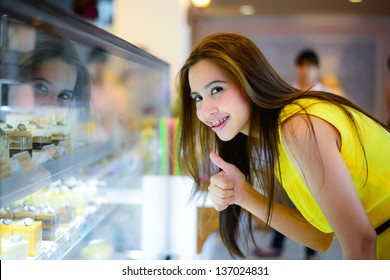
[276,98,390,258]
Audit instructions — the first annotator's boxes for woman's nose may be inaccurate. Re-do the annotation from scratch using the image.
[201,97,217,117]
[35,96,58,106]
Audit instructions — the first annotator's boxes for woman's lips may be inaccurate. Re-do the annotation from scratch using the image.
[210,116,229,131]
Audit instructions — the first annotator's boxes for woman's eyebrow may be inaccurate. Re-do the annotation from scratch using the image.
[190,80,226,96]
[31,77,53,86]
[204,80,226,89]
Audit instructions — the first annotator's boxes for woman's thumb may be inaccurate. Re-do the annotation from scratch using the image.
[209,151,231,172]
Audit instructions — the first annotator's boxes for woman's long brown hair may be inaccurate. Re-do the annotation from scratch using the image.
[177,32,389,257]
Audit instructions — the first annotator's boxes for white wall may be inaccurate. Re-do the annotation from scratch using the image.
[113,0,192,110]
[141,175,198,259]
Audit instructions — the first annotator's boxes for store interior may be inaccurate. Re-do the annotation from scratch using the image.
[0,0,389,260]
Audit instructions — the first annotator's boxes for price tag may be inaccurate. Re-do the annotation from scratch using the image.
[45,240,61,260]
[68,226,81,243]
[57,140,73,155]
[13,151,35,172]
[0,158,13,179]
[84,213,95,227]
[41,144,61,161]
[56,234,70,254]
[36,251,49,260]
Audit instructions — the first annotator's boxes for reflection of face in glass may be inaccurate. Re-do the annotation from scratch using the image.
[30,58,77,107]
[10,36,91,110]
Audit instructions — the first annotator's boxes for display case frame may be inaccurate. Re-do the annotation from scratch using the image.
[0,0,170,260]
[0,0,169,71]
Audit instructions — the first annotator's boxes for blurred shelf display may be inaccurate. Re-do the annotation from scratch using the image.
[0,142,115,207]
[0,0,170,260]
[37,204,118,260]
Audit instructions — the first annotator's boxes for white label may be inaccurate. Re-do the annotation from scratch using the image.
[13,151,35,172]
[41,144,61,161]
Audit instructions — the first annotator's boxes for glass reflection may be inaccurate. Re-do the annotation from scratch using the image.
[8,36,90,110]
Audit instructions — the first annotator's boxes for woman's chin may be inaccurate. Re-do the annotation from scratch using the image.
[216,132,236,142]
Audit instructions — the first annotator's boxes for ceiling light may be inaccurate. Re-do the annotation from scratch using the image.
[191,0,211,8]
[239,5,256,16]
[348,0,363,3]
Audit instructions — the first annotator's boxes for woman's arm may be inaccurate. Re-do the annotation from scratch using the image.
[281,114,377,259]
[241,186,334,251]
[209,152,334,252]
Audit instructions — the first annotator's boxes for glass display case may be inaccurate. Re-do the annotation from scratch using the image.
[0,0,177,260]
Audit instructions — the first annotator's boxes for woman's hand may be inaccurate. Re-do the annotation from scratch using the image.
[208,151,249,211]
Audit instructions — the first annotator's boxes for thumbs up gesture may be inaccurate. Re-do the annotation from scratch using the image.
[208,151,248,211]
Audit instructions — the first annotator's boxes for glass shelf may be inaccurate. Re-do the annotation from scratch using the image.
[0,142,115,207]
[35,204,118,260]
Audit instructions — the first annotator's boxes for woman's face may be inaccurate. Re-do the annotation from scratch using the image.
[188,59,250,141]
[30,58,77,107]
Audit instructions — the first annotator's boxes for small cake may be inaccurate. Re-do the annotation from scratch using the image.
[0,218,13,235]
[11,217,42,257]
[50,185,69,209]
[0,218,14,256]
[1,234,29,260]
[59,203,76,224]
[0,206,14,219]
[13,205,36,220]
[51,122,69,146]
[1,123,14,135]
[51,184,84,217]
[66,187,87,217]
[28,189,50,206]
[32,126,52,153]
[8,124,33,158]
[0,157,13,179]
[35,206,59,241]
[0,128,8,159]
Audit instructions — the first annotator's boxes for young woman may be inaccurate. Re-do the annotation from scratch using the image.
[177,33,390,259]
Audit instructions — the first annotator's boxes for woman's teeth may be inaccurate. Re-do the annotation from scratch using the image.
[210,116,228,127]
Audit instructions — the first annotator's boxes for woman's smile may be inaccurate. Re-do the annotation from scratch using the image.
[209,116,229,131]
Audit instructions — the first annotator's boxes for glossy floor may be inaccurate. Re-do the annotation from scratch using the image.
[200,228,343,260]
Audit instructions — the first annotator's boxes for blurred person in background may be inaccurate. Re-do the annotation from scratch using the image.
[293,49,333,93]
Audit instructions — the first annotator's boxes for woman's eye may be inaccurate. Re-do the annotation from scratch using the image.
[33,82,49,95]
[57,91,74,100]
[190,94,203,102]
[211,86,223,95]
